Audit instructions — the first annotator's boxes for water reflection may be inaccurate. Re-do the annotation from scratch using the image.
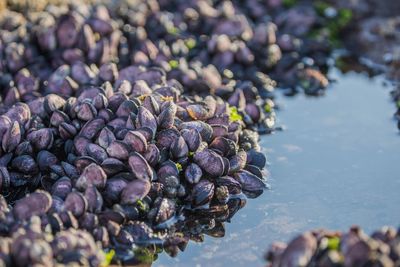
[155,70,400,266]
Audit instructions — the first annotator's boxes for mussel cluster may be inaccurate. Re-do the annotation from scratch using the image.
[0,62,268,264]
[0,0,340,265]
[265,225,400,267]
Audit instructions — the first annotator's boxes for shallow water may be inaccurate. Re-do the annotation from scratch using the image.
[155,70,400,267]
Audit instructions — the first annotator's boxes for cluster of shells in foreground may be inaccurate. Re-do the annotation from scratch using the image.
[0,64,271,265]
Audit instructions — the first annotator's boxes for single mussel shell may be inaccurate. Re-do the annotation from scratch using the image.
[157,175,180,189]
[0,115,11,140]
[0,167,11,193]
[50,196,65,214]
[59,122,78,140]
[37,150,58,172]
[71,62,96,85]
[227,197,247,221]
[98,62,118,83]
[62,161,79,179]
[128,152,153,181]
[142,95,160,116]
[5,102,31,125]
[0,153,13,167]
[116,79,132,96]
[44,94,66,114]
[245,164,265,179]
[97,127,116,149]
[15,141,33,156]
[123,130,147,154]
[233,170,266,198]
[107,93,128,112]
[77,101,97,121]
[181,128,202,152]
[103,177,128,206]
[2,121,21,153]
[184,163,202,184]
[186,97,216,120]
[11,155,38,174]
[229,150,247,174]
[51,177,72,199]
[13,190,52,221]
[222,157,230,176]
[157,160,179,180]
[84,186,103,213]
[116,100,138,117]
[156,128,180,150]
[191,179,215,208]
[50,110,70,127]
[209,136,237,157]
[245,103,262,123]
[79,212,98,231]
[79,118,105,140]
[107,140,130,160]
[144,144,160,167]
[93,94,109,110]
[136,106,157,135]
[64,191,88,217]
[50,164,65,177]
[74,156,97,173]
[101,158,126,176]
[211,124,228,139]
[157,101,177,129]
[194,149,225,177]
[171,136,189,159]
[86,143,108,163]
[179,121,213,143]
[27,128,54,150]
[75,163,107,191]
[120,179,151,205]
[246,149,266,169]
[57,14,82,48]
